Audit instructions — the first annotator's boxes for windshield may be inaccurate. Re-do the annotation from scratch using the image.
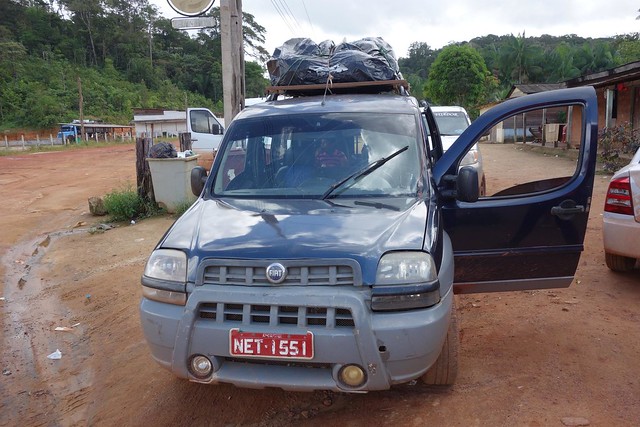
[432,111,469,136]
[211,112,422,199]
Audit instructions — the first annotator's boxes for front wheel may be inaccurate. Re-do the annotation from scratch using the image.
[421,303,459,386]
[605,252,636,272]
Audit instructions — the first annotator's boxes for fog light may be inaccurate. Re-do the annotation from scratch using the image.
[190,355,213,378]
[339,364,366,387]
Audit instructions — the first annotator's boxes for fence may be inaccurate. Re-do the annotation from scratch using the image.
[2,133,134,150]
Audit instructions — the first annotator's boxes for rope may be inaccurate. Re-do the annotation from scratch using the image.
[322,73,333,106]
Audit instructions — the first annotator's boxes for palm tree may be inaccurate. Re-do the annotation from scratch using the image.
[500,32,542,84]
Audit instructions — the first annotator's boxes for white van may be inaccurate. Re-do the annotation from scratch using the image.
[431,106,485,195]
[187,108,225,170]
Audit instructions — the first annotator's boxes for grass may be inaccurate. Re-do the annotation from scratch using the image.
[173,199,195,217]
[102,181,173,223]
[103,185,145,222]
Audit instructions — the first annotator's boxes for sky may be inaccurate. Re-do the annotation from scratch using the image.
[152,0,640,59]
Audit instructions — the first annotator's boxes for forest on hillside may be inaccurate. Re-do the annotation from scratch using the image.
[0,0,270,130]
[1,0,640,131]
[400,32,640,103]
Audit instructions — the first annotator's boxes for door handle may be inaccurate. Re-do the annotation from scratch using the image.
[551,199,585,220]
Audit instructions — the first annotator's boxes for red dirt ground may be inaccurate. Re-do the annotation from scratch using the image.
[1,143,639,426]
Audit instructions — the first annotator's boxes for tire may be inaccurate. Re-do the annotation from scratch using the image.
[421,303,459,386]
[605,252,636,272]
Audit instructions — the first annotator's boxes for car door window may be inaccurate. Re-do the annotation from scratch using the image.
[191,110,218,134]
[479,105,583,198]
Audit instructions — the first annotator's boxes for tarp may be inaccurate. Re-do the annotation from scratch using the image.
[267,37,402,87]
[148,142,177,158]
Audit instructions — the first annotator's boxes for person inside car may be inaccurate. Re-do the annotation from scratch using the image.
[315,138,348,168]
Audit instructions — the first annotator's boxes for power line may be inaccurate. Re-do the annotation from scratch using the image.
[301,0,315,34]
[269,0,296,34]
[277,0,303,33]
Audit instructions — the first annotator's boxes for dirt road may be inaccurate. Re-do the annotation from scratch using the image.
[1,143,639,426]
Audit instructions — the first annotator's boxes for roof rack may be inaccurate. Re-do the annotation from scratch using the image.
[266,79,410,97]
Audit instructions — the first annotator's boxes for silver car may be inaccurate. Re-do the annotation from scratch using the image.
[603,146,640,271]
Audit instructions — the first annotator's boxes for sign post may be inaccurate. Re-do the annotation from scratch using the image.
[220,0,244,123]
[167,0,244,124]
[171,16,216,29]
[167,0,216,16]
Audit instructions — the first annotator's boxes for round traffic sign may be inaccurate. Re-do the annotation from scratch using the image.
[167,0,215,17]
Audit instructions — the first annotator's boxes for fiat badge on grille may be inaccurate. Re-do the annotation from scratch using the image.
[266,263,286,284]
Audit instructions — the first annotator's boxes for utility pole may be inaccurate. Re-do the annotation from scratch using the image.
[77,76,84,142]
[220,0,245,124]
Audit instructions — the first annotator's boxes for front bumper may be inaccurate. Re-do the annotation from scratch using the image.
[140,284,453,392]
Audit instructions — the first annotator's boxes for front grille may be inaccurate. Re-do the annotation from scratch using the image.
[199,259,361,287]
[198,303,355,329]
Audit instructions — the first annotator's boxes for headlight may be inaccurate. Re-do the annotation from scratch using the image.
[142,249,187,305]
[376,252,437,284]
[373,252,440,311]
[144,249,187,282]
[460,148,479,166]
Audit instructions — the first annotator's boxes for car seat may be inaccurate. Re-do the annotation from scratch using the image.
[276,141,317,187]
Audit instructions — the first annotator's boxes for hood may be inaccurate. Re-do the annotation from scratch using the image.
[161,197,429,283]
[440,135,459,151]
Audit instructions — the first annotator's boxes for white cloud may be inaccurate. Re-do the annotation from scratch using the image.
[151,0,640,58]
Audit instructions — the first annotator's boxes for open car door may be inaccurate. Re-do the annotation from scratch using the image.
[433,87,598,293]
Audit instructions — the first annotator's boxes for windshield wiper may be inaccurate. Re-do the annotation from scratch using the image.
[354,200,401,211]
[322,145,409,200]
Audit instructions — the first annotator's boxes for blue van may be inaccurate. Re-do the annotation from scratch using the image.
[139,84,598,392]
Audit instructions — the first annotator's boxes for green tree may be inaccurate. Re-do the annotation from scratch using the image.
[425,44,493,115]
[574,41,616,74]
[61,0,104,66]
[245,61,268,97]
[545,42,581,82]
[399,42,436,78]
[405,74,427,100]
[499,32,543,84]
[616,33,640,64]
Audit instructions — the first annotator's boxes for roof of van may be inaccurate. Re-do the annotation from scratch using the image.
[238,93,421,119]
[430,106,468,113]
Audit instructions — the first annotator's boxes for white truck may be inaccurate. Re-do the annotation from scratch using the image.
[187,101,265,169]
[187,107,225,154]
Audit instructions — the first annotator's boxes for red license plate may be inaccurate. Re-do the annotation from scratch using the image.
[229,329,314,359]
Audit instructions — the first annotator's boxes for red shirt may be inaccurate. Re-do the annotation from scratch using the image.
[316,148,347,168]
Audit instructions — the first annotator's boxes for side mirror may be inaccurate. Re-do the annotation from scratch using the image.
[457,166,479,203]
[212,124,223,135]
[190,166,207,196]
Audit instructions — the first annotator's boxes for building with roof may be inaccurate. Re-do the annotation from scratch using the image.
[506,84,566,99]
[565,61,640,131]
[132,109,189,139]
[485,62,640,148]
